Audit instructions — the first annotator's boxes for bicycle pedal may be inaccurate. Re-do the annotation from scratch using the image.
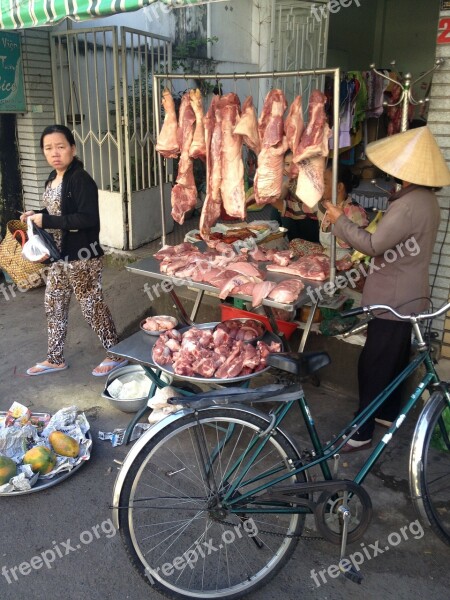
[339,561,363,585]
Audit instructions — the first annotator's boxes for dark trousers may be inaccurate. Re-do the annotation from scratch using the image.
[355,318,412,440]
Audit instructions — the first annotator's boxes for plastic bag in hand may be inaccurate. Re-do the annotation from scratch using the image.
[22,218,59,263]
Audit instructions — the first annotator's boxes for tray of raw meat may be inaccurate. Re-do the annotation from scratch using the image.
[151,322,282,383]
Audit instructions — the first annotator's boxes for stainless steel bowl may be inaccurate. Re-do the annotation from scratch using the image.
[102,365,150,413]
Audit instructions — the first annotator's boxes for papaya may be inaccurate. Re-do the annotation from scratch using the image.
[23,446,56,475]
[49,431,80,458]
[0,456,17,485]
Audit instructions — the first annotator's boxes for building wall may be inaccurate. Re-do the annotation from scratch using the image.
[428,7,450,357]
[16,29,55,212]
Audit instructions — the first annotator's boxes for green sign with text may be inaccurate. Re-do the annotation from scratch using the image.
[0,32,25,113]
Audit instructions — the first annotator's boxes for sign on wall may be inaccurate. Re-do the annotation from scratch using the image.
[0,32,25,113]
[442,1,450,10]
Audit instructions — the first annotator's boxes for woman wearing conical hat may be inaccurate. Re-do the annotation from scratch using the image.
[323,126,450,451]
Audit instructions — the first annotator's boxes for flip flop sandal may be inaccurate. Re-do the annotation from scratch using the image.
[92,359,129,377]
[26,363,68,376]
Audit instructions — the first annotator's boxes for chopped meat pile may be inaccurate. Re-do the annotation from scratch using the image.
[215,319,265,341]
[152,326,281,379]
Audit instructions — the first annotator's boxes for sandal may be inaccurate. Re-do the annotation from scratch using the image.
[92,359,128,377]
[26,363,68,376]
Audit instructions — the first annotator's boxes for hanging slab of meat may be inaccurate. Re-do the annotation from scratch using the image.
[233,96,261,155]
[199,95,222,239]
[189,89,207,161]
[293,90,330,208]
[266,254,330,281]
[285,95,304,154]
[268,279,304,304]
[254,138,289,204]
[155,88,180,159]
[254,89,288,205]
[258,89,287,147]
[285,95,304,178]
[171,93,197,224]
[219,93,246,219]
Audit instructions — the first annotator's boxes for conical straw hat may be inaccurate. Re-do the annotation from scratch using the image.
[366,126,450,187]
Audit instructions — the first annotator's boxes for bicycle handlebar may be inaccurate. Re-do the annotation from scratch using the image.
[340,300,450,322]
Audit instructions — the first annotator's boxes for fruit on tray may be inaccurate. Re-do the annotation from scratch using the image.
[49,431,80,458]
[0,456,17,485]
[23,446,57,475]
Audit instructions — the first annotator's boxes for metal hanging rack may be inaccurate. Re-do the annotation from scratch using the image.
[369,58,444,193]
[153,67,341,284]
[370,58,444,134]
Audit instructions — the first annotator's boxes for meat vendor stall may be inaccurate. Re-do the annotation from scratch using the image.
[141,67,342,347]
[107,68,344,441]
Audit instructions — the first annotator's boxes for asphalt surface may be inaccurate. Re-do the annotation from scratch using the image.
[0,259,448,600]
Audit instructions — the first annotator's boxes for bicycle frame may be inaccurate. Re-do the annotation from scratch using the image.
[221,331,447,515]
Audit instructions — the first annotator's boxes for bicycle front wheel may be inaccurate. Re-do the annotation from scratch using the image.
[419,393,450,545]
[119,408,305,600]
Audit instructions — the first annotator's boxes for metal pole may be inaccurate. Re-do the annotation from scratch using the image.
[329,67,340,289]
[153,74,167,246]
[153,67,340,82]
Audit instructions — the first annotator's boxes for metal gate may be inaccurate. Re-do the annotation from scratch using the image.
[271,0,328,108]
[50,26,172,249]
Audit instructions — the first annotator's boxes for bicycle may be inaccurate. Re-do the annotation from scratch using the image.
[112,302,450,600]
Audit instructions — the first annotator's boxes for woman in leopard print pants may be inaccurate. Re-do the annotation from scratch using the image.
[21,124,127,377]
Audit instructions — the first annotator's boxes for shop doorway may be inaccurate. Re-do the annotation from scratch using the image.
[50,26,172,249]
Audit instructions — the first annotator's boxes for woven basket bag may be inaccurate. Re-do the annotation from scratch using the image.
[0,220,45,289]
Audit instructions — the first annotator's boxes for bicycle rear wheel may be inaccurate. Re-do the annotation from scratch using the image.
[119,408,305,600]
[419,393,450,545]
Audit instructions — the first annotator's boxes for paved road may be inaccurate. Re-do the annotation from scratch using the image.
[0,264,447,600]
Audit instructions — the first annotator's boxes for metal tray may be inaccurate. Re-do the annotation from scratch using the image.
[152,322,282,384]
[0,412,91,496]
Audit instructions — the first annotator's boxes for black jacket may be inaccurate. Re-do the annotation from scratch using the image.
[40,159,104,262]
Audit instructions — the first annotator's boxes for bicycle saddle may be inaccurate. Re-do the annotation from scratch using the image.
[267,351,330,376]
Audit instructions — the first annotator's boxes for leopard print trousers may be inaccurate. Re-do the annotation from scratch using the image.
[44,257,119,365]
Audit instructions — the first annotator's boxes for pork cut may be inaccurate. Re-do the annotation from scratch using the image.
[199,95,222,239]
[189,88,207,161]
[155,88,180,159]
[254,89,288,205]
[268,279,304,304]
[171,92,197,225]
[154,242,199,260]
[258,89,286,146]
[251,280,277,307]
[284,95,304,177]
[219,93,246,219]
[233,96,261,155]
[266,254,330,281]
[293,90,330,208]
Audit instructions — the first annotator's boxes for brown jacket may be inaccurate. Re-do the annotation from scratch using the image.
[334,186,440,320]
